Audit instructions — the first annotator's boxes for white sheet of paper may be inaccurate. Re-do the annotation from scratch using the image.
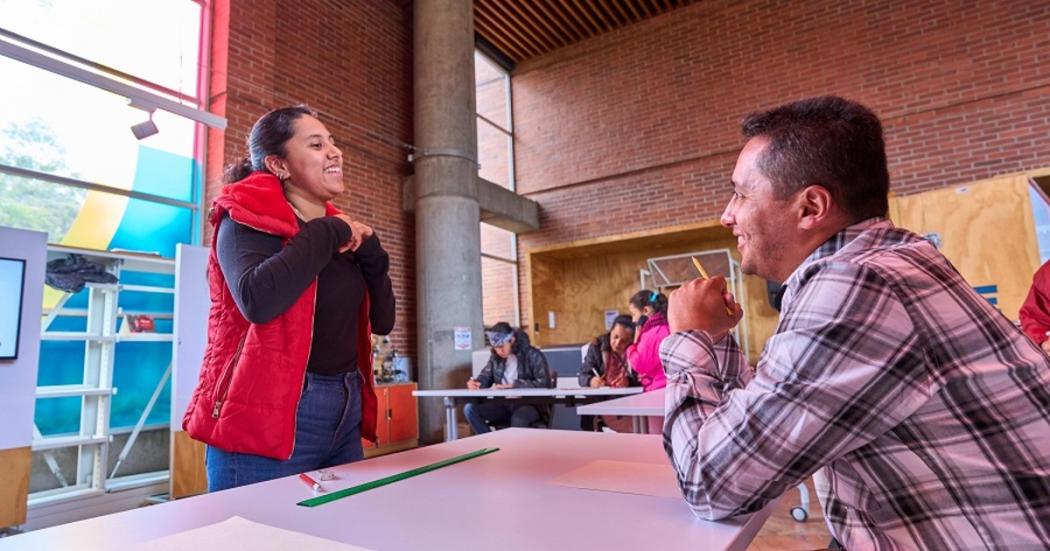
[128,516,373,551]
[546,459,681,498]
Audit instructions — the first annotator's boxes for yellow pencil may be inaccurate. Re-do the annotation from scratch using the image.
[690,257,710,280]
[691,257,734,317]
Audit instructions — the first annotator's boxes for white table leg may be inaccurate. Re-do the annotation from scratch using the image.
[444,397,458,441]
[632,416,644,434]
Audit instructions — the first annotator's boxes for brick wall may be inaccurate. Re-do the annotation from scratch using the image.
[206,0,416,359]
[508,0,1050,329]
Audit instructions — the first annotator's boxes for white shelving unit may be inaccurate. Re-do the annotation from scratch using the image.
[31,245,175,508]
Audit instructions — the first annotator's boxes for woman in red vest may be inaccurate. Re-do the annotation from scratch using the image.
[182,106,396,491]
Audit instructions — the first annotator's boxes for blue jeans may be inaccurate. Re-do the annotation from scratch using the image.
[206,370,364,492]
[463,400,541,434]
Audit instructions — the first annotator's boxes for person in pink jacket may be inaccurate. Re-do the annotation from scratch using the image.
[626,289,670,391]
[1020,259,1050,352]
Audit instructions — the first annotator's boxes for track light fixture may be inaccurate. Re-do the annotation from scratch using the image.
[128,99,159,140]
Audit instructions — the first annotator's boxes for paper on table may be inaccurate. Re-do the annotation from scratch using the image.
[127,516,373,551]
[546,459,681,499]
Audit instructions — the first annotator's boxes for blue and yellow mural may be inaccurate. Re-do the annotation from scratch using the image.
[37,145,199,435]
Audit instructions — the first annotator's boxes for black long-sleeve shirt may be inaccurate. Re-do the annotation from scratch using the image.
[216,214,396,375]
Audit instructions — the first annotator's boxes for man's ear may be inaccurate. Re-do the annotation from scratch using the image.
[263,155,287,179]
[796,185,835,230]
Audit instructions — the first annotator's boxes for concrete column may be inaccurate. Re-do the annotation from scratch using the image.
[413,0,483,444]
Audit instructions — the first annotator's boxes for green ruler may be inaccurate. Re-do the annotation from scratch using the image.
[297,447,500,507]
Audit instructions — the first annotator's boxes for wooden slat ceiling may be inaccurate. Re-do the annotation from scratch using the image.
[474,0,697,65]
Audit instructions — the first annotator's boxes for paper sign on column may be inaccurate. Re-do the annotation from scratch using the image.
[453,326,471,350]
[128,516,373,551]
[546,460,682,499]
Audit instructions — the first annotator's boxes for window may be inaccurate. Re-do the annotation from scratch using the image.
[475,50,519,327]
[0,0,210,504]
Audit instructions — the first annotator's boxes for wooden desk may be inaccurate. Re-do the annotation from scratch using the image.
[413,387,643,440]
[577,388,664,433]
[0,429,774,551]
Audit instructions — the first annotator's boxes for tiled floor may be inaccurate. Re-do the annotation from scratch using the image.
[749,479,832,550]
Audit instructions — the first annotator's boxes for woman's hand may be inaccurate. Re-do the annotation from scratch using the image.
[333,214,374,253]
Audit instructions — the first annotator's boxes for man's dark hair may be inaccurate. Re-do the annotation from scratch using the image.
[741,95,889,221]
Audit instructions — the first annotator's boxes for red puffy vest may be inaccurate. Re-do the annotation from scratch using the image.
[182,172,376,460]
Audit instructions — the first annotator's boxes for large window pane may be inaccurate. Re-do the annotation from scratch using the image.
[0,0,202,97]
[0,57,199,203]
[481,222,514,260]
[0,174,192,255]
[477,119,511,189]
[475,52,508,129]
[482,257,517,327]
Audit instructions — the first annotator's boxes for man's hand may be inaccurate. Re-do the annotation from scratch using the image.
[1041,339,1050,354]
[466,379,481,390]
[589,376,604,388]
[493,383,514,389]
[667,276,743,341]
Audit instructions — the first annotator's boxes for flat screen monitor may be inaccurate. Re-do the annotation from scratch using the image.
[0,257,26,360]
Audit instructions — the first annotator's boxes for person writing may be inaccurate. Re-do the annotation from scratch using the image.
[183,106,395,491]
[579,314,638,388]
[661,96,1050,548]
[464,322,552,434]
[578,314,638,431]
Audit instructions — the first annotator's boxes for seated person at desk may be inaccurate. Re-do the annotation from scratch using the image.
[662,96,1050,549]
[578,314,639,431]
[464,322,552,434]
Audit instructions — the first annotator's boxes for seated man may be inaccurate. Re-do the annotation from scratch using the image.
[464,322,552,434]
[662,96,1050,549]
[578,314,639,431]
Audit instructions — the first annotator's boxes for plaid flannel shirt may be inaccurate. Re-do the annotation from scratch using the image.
[661,218,1050,550]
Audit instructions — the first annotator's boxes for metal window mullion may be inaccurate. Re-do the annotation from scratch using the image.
[475,114,511,136]
[511,240,521,326]
[0,163,198,210]
[480,251,516,263]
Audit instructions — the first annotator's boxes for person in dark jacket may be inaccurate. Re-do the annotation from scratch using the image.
[464,322,552,434]
[578,314,638,430]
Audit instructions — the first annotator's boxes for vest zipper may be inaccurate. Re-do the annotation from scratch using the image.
[212,332,247,419]
[287,281,318,460]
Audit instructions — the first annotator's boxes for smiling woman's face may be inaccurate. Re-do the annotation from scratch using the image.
[279,114,345,201]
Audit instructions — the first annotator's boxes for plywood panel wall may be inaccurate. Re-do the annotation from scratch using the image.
[0,447,30,527]
[527,226,779,364]
[171,431,208,499]
[891,175,1040,321]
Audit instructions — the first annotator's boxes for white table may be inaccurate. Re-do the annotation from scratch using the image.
[581,389,813,522]
[0,429,774,551]
[577,388,664,433]
[414,387,643,440]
